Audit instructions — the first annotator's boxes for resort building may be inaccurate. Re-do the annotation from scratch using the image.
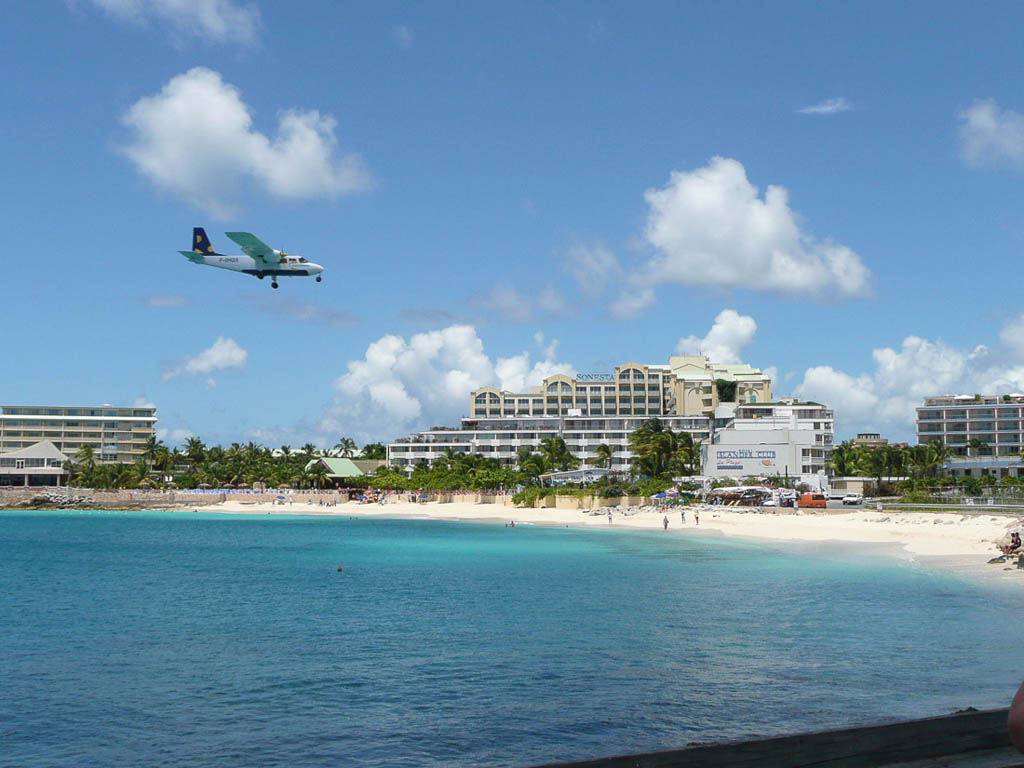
[0,440,70,486]
[702,399,835,487]
[0,404,158,464]
[388,356,772,471]
[468,356,771,420]
[852,433,888,449]
[917,394,1024,457]
[917,394,1024,478]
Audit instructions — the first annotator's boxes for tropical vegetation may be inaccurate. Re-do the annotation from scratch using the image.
[67,435,382,490]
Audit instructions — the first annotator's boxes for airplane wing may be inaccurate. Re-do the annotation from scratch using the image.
[225,232,281,265]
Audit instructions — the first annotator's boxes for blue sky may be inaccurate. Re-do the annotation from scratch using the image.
[5,1,1024,447]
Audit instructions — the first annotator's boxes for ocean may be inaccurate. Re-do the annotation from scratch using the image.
[2,510,1023,767]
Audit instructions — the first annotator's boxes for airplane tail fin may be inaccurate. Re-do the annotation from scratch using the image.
[192,227,216,255]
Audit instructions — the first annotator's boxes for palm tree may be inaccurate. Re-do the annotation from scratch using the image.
[927,440,949,477]
[74,444,97,485]
[672,433,701,476]
[184,437,206,469]
[828,441,857,477]
[966,438,986,458]
[864,448,887,492]
[518,452,547,479]
[307,461,330,490]
[539,436,578,471]
[628,418,676,477]
[334,437,357,458]
[141,435,164,466]
[594,443,613,469]
[360,442,386,460]
[133,458,154,487]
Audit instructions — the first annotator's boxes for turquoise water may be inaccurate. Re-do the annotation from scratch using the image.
[2,510,1023,767]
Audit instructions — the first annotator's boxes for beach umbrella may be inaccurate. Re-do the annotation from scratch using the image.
[666,488,679,497]
[651,492,668,499]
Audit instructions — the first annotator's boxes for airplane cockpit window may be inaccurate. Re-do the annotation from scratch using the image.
[299,257,307,263]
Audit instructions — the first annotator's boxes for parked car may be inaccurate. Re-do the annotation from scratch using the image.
[827,490,847,501]
[842,493,864,506]
[797,492,827,509]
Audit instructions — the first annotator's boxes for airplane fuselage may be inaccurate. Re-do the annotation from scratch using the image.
[197,252,324,279]
[178,228,324,289]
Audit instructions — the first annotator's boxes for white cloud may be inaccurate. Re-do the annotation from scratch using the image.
[676,309,757,364]
[120,67,372,217]
[469,283,568,323]
[392,25,414,48]
[143,294,189,307]
[164,336,247,380]
[321,325,575,442]
[134,396,157,409]
[796,319,1024,439]
[566,241,620,297]
[999,313,1024,358]
[83,0,260,45]
[537,285,568,314]
[613,157,871,316]
[797,97,853,115]
[474,284,533,323]
[960,99,1024,169]
[248,296,358,328]
[157,426,194,445]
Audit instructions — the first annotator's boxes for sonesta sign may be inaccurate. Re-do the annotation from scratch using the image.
[575,373,614,382]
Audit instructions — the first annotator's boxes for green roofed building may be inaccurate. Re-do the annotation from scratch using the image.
[307,457,379,481]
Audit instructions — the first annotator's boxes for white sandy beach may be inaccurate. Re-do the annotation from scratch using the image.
[212,497,1024,582]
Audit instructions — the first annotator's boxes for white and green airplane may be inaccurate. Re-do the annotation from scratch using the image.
[178,227,324,289]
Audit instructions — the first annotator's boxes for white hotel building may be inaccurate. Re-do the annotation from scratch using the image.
[0,404,158,464]
[387,356,773,471]
[916,394,1024,456]
[916,394,1024,478]
[702,399,835,487]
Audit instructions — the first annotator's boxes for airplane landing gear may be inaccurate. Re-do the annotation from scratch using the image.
[316,275,322,282]
[271,281,279,289]
[257,274,264,280]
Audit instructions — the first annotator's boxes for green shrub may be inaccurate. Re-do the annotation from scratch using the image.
[600,485,625,499]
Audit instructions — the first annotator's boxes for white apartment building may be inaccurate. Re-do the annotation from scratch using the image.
[917,394,1024,456]
[0,404,158,463]
[388,356,772,471]
[702,399,834,487]
[388,414,712,471]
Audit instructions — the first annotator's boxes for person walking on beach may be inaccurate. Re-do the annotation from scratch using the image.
[695,510,699,526]
[680,510,685,524]
[607,510,612,524]
[663,515,669,532]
